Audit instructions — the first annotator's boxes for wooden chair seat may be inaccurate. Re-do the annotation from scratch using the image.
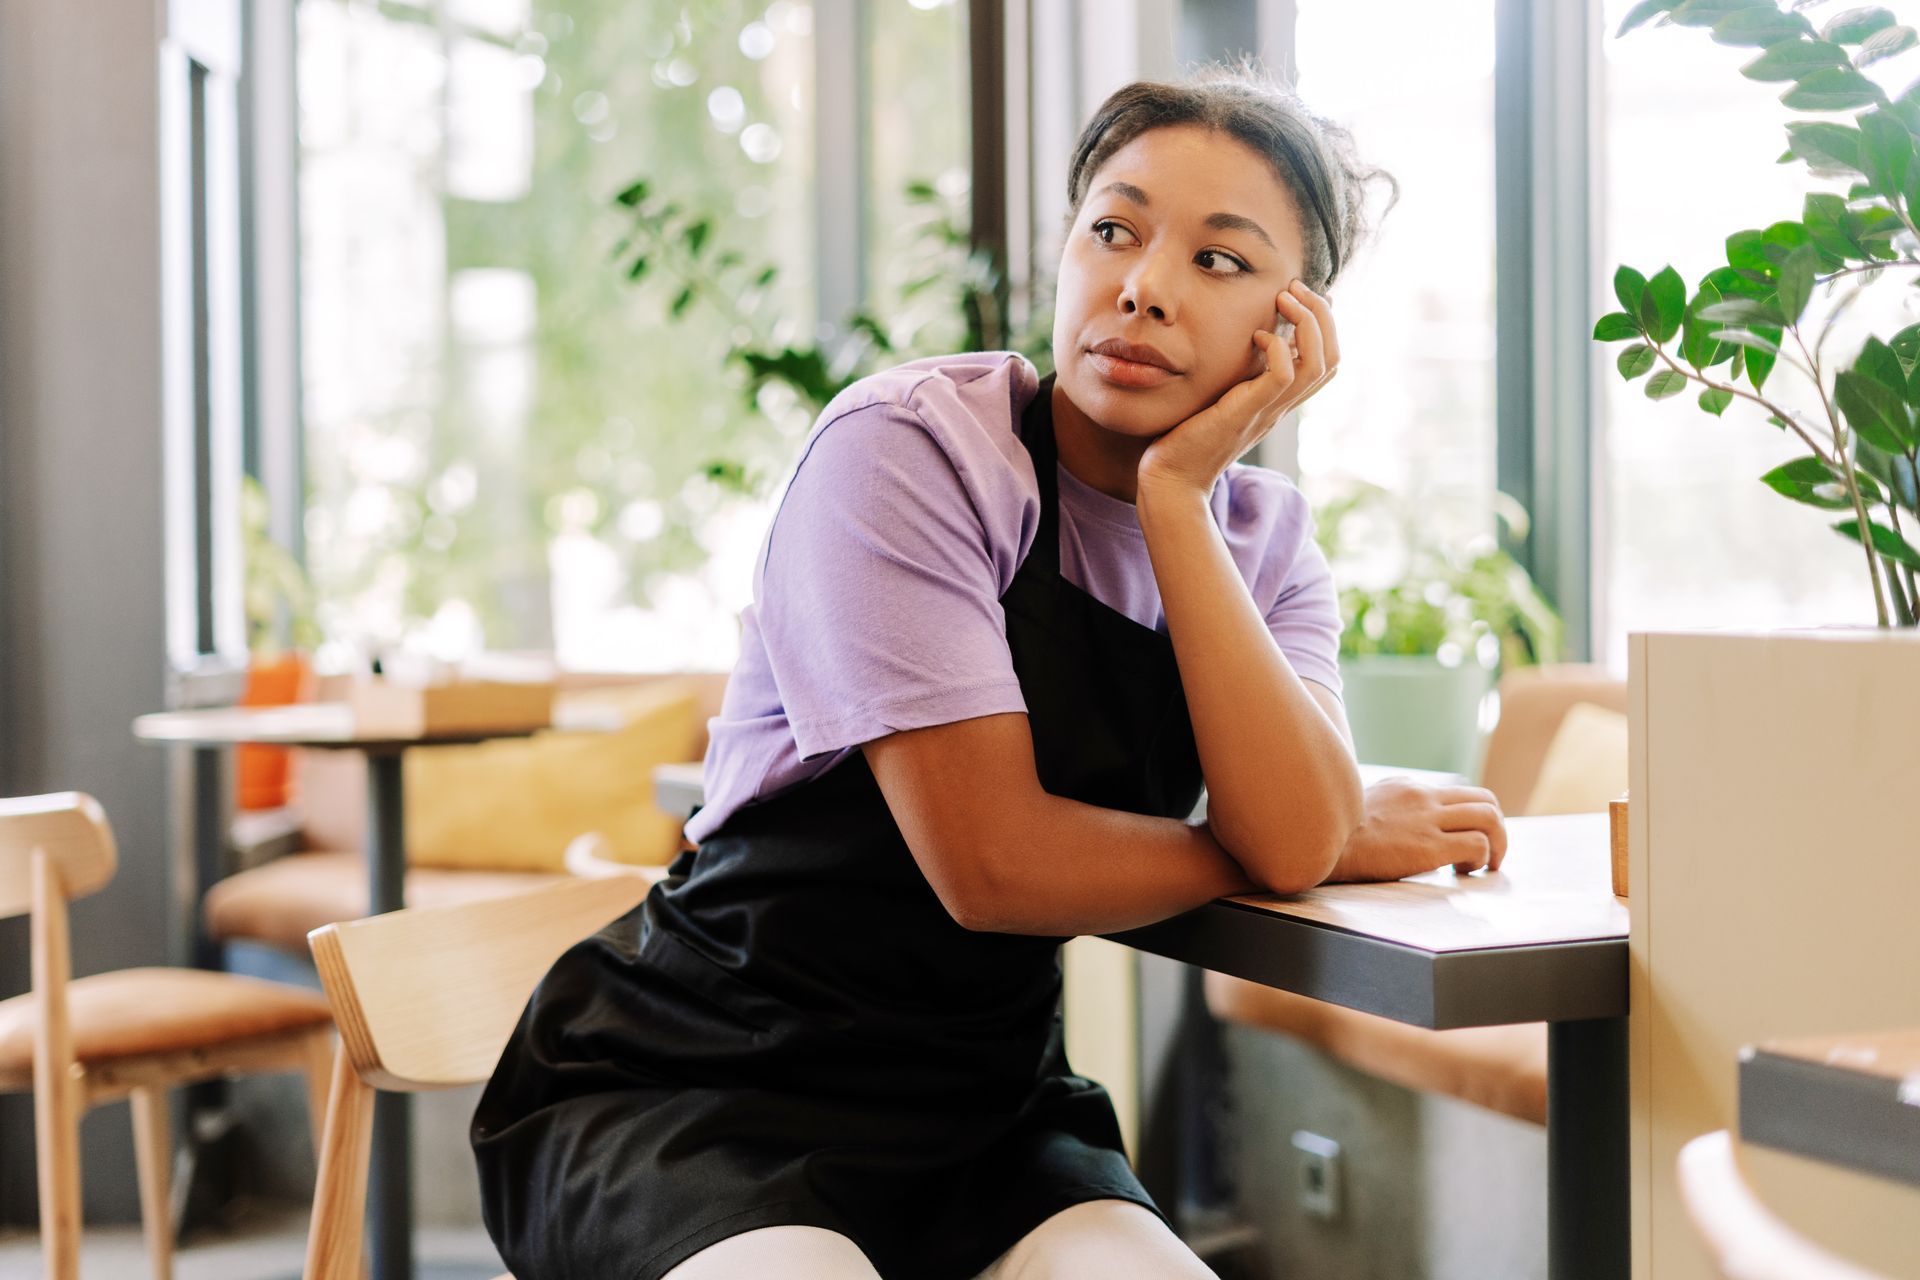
[1203,975,1546,1125]
[204,850,569,952]
[0,968,332,1079]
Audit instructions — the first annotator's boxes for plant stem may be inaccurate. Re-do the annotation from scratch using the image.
[1796,323,1893,628]
[1889,505,1920,627]
[1648,344,1838,471]
[1815,258,1920,285]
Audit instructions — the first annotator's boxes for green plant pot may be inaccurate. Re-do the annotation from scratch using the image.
[1338,655,1494,778]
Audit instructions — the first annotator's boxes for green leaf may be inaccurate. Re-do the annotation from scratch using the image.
[1707,327,1783,355]
[1856,335,1908,395]
[613,179,649,208]
[1784,121,1866,173]
[1726,227,1773,273]
[1699,387,1735,415]
[1645,369,1691,399]
[1744,38,1850,80]
[1857,439,1920,508]
[681,219,711,255]
[1618,343,1658,378]
[626,255,649,281]
[1823,5,1897,44]
[1760,219,1813,261]
[903,179,939,200]
[1683,278,1733,368]
[1615,265,1649,314]
[1802,191,1864,260]
[1699,297,1786,325]
[1835,368,1918,449]
[1856,109,1915,198]
[1671,0,1771,27]
[1890,321,1920,370]
[1642,265,1687,342]
[754,266,778,286]
[1857,23,1918,65]
[1618,0,1673,35]
[1763,456,1865,508]
[669,285,696,318]
[1833,517,1920,569]
[1776,242,1819,321]
[1748,326,1782,388]
[1714,7,1815,44]
[1782,66,1885,110]
[1594,311,1642,341]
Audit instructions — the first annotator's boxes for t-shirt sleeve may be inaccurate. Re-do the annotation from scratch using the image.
[756,400,1030,761]
[1263,504,1345,698]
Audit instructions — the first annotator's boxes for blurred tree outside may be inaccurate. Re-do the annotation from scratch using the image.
[299,0,968,671]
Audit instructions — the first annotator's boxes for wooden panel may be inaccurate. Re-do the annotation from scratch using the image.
[1223,812,1621,953]
[1630,630,1920,1280]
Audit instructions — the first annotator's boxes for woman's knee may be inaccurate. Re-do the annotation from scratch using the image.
[975,1199,1214,1279]
[661,1224,883,1280]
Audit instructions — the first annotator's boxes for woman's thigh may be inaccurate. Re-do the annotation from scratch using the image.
[661,1225,883,1279]
[973,1199,1214,1280]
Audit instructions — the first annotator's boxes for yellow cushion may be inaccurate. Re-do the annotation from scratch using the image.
[404,678,701,872]
[1522,701,1628,816]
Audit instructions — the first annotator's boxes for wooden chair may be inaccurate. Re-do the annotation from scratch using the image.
[302,873,653,1280]
[1202,663,1628,1126]
[1676,1130,1889,1280]
[0,792,336,1280]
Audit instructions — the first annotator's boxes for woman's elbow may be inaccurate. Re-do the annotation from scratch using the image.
[1226,787,1362,894]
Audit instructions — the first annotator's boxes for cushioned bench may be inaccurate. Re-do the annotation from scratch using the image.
[204,670,729,953]
[1203,664,1628,1125]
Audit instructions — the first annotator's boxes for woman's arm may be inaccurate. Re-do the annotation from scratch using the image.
[1136,483,1362,892]
[865,711,1258,936]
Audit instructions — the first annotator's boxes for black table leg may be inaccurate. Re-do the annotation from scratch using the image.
[1548,1016,1630,1280]
[365,752,413,1280]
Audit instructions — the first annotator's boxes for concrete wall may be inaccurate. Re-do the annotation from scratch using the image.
[0,0,172,1226]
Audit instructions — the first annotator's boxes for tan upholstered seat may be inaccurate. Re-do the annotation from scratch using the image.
[205,850,569,952]
[0,969,331,1076]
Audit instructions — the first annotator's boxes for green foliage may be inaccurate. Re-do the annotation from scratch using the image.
[241,474,319,657]
[1596,0,1920,628]
[1312,481,1563,673]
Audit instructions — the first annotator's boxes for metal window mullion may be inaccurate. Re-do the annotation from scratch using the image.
[813,0,867,338]
[1495,0,1597,661]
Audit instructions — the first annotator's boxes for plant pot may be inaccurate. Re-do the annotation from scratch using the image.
[1338,654,1493,777]
[236,652,310,811]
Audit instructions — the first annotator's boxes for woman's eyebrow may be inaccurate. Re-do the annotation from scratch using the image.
[1204,211,1275,250]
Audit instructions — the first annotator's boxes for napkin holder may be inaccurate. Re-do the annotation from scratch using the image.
[349,676,554,738]
[1608,794,1629,898]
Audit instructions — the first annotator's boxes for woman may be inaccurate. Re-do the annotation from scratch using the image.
[473,70,1508,1279]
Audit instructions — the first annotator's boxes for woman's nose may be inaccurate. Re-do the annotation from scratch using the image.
[1117,253,1177,323]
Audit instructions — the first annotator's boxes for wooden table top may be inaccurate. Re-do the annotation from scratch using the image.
[1740,1026,1920,1188]
[132,701,604,750]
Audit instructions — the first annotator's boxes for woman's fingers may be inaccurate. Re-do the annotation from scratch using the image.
[1436,801,1509,870]
[1276,285,1326,389]
[1290,281,1341,372]
[1446,830,1493,875]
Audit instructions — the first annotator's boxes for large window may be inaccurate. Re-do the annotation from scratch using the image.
[1597,0,1920,664]
[1289,0,1500,561]
[299,0,967,673]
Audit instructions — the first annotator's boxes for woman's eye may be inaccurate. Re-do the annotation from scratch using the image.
[1195,249,1250,276]
[1092,219,1139,247]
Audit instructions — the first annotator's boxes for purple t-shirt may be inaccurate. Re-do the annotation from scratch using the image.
[683,352,1343,843]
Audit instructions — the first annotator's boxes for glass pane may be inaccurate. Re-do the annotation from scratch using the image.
[1597,0,1920,665]
[1291,0,1500,567]
[299,0,819,671]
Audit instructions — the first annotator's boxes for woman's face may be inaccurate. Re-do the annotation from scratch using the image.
[1052,124,1310,438]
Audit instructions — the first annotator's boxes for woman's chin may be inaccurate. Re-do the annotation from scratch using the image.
[1059,372,1193,438]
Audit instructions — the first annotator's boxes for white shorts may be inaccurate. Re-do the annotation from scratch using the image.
[659,1198,1214,1279]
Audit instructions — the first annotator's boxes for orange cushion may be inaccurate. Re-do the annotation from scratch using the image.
[0,968,333,1071]
[204,850,568,951]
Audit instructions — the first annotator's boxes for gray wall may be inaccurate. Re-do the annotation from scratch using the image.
[0,0,172,1226]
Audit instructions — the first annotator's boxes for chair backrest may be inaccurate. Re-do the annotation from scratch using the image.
[1676,1130,1888,1280]
[0,792,116,920]
[1478,664,1627,813]
[307,874,651,1092]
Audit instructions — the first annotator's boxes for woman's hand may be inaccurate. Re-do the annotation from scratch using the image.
[1325,776,1509,882]
[1136,280,1340,498]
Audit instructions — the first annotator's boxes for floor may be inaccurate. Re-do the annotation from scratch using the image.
[0,1200,504,1280]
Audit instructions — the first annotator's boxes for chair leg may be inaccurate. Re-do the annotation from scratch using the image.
[33,1065,81,1280]
[304,1043,376,1280]
[129,1086,175,1280]
[301,1028,335,1158]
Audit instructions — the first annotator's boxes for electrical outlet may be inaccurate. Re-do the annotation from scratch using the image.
[1291,1129,1342,1221]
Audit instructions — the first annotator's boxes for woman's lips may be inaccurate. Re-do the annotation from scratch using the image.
[1086,350,1179,388]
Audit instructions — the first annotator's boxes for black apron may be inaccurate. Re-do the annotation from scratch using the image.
[472,375,1206,1280]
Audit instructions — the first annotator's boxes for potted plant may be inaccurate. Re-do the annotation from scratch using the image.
[1313,480,1562,775]
[237,474,319,810]
[1593,5,1920,1272]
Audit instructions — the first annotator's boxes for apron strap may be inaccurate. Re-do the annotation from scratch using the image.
[1018,373,1062,574]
